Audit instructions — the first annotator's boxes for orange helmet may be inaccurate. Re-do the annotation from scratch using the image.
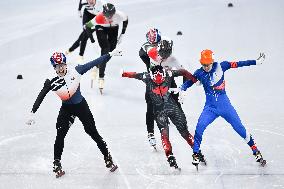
[200,49,214,65]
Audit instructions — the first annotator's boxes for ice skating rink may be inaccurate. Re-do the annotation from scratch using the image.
[0,0,283,188]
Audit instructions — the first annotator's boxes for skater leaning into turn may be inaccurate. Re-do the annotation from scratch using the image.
[121,63,205,169]
[139,30,186,150]
[26,49,122,178]
[66,0,105,61]
[85,3,128,93]
[173,49,266,169]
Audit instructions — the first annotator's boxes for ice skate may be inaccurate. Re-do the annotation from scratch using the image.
[104,153,118,172]
[198,150,207,165]
[65,50,71,55]
[254,151,266,166]
[53,159,65,178]
[167,155,181,171]
[147,133,157,151]
[192,152,200,171]
[91,67,99,88]
[98,78,104,94]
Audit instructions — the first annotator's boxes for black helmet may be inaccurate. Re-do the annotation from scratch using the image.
[103,3,116,18]
[157,39,173,59]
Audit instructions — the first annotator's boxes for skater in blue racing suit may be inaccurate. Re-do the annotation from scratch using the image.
[176,49,266,167]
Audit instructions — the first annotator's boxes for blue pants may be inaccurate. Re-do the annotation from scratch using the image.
[193,94,248,153]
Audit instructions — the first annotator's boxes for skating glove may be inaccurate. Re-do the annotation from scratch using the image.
[78,10,82,18]
[256,53,265,65]
[120,68,124,76]
[117,34,124,45]
[168,87,182,94]
[168,87,186,104]
[26,112,35,125]
[178,91,186,104]
[109,49,123,56]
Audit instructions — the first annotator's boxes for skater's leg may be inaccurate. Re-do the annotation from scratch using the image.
[108,26,119,51]
[145,92,155,134]
[78,30,89,56]
[156,112,172,157]
[168,103,194,147]
[221,102,259,154]
[96,28,110,78]
[97,26,118,78]
[76,98,109,157]
[193,107,218,153]
[68,32,84,53]
[54,106,72,160]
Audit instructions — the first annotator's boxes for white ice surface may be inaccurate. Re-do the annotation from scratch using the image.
[0,0,284,188]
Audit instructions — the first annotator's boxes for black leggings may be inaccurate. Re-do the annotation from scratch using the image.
[68,9,96,56]
[155,100,194,157]
[54,98,109,160]
[145,79,183,134]
[95,26,119,78]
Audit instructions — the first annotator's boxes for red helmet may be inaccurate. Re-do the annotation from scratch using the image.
[50,52,66,67]
[146,28,161,44]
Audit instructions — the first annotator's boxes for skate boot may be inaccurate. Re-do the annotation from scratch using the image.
[104,153,118,172]
[254,151,266,166]
[167,155,180,171]
[98,78,104,94]
[192,152,200,171]
[65,50,71,55]
[53,159,65,178]
[91,67,99,88]
[148,133,157,151]
[198,150,207,165]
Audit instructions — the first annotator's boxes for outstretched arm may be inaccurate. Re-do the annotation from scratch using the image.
[172,69,198,83]
[76,54,111,75]
[31,79,52,113]
[122,72,144,80]
[76,49,122,75]
[180,69,200,91]
[221,53,265,72]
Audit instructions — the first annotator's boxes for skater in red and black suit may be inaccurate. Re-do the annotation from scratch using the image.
[139,33,187,150]
[26,49,122,178]
[121,64,205,169]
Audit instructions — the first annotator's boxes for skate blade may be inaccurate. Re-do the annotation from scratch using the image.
[55,170,65,178]
[110,164,118,172]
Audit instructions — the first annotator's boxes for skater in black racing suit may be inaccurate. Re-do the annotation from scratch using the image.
[122,65,205,169]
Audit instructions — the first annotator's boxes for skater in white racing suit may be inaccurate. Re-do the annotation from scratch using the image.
[26,49,122,176]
